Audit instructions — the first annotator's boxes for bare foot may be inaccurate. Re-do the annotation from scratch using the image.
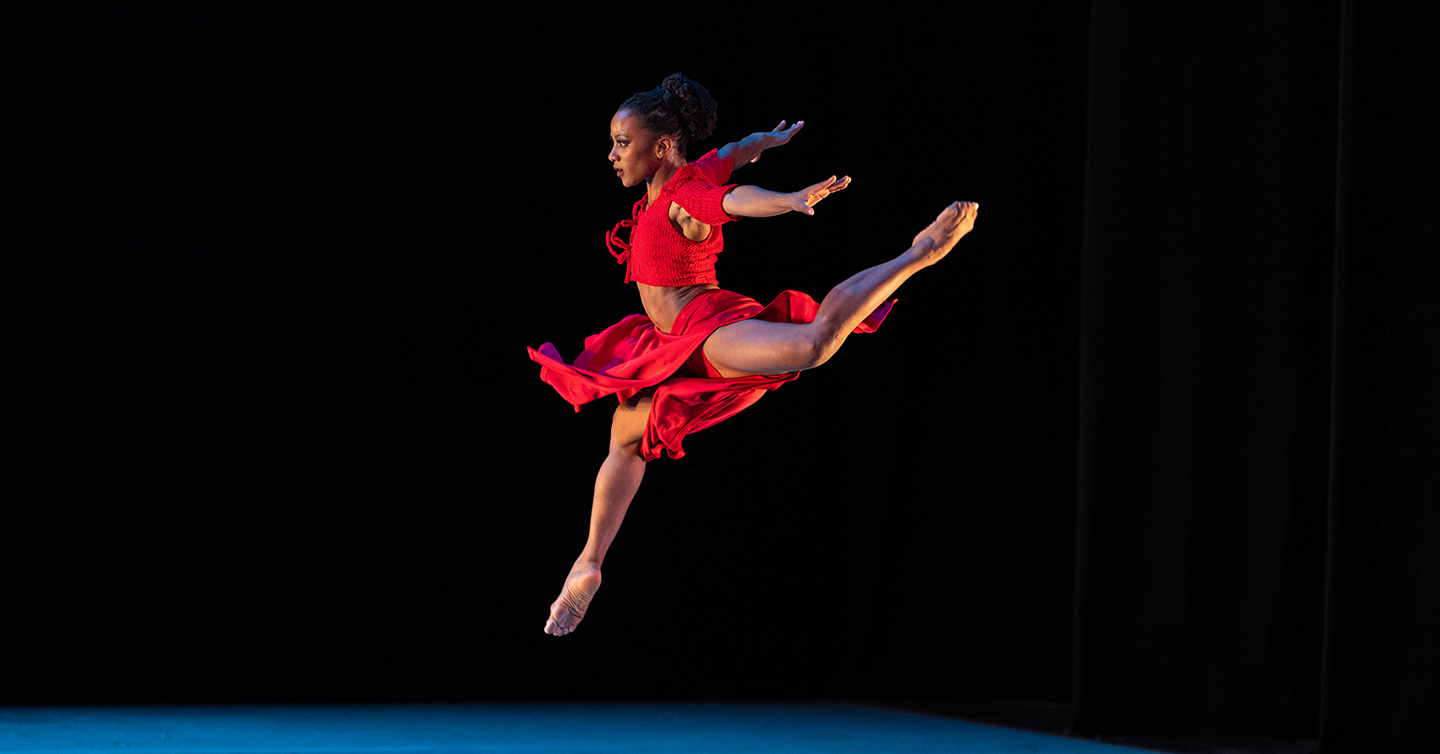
[907,201,979,266]
[544,562,602,636]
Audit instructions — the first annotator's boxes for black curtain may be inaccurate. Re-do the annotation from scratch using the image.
[1073,0,1439,750]
[1321,0,1440,750]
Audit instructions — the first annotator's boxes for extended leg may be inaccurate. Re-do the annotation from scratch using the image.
[544,389,652,636]
[704,201,979,377]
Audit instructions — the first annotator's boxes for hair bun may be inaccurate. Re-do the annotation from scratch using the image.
[618,72,718,154]
[659,73,716,142]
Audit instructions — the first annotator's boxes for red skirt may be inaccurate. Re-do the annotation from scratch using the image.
[528,289,893,461]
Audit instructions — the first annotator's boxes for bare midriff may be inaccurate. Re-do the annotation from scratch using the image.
[638,282,720,334]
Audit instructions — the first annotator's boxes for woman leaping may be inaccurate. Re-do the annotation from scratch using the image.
[528,73,978,636]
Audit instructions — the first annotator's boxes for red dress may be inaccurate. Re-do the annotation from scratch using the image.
[528,150,893,461]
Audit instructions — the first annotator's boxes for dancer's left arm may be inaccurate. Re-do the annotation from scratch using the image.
[717,120,804,168]
[721,175,852,217]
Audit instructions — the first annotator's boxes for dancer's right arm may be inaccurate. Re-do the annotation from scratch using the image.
[717,120,804,168]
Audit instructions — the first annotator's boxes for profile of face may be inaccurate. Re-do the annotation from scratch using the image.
[608,110,675,188]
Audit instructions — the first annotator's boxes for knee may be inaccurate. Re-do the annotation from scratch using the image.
[610,394,651,455]
[797,326,841,370]
[609,419,645,460]
[609,431,644,460]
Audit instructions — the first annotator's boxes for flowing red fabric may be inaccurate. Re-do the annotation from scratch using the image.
[528,288,893,461]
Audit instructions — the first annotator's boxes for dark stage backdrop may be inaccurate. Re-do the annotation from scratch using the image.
[1072,0,1439,751]
[9,3,1433,750]
[6,5,1087,706]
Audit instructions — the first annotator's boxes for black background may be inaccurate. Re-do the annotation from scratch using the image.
[7,5,1087,706]
[9,4,1435,751]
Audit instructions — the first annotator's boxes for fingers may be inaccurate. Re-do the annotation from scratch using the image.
[773,120,804,140]
[803,176,837,196]
[808,175,850,193]
[788,173,851,216]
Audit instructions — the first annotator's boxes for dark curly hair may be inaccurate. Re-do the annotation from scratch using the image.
[618,73,718,158]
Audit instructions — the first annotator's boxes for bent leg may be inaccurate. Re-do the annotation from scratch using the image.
[544,388,652,637]
[704,201,979,378]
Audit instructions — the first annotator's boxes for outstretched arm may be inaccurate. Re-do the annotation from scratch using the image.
[721,175,852,218]
[717,120,805,168]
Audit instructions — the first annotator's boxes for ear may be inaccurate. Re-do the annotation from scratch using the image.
[654,135,674,159]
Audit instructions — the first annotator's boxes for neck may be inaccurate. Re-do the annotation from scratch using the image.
[644,155,686,205]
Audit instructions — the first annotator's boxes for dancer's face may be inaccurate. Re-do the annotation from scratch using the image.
[608,110,669,188]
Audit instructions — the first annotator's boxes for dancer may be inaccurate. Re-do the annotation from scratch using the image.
[529,73,978,636]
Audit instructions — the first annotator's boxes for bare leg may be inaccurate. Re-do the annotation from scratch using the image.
[704,201,979,377]
[542,203,978,633]
[544,389,652,636]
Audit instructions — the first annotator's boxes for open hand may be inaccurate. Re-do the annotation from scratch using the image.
[752,120,805,162]
[789,175,851,215]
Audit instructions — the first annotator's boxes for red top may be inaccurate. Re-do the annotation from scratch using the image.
[605,149,741,286]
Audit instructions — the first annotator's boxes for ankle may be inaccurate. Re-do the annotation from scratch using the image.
[904,241,945,269]
[573,557,603,571]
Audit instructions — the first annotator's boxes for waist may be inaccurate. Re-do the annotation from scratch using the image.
[640,283,721,334]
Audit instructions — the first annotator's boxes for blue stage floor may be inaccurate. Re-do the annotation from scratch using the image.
[0,703,1157,753]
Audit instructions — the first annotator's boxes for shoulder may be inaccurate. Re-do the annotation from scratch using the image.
[663,149,734,197]
[689,149,735,184]
[666,163,704,189]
